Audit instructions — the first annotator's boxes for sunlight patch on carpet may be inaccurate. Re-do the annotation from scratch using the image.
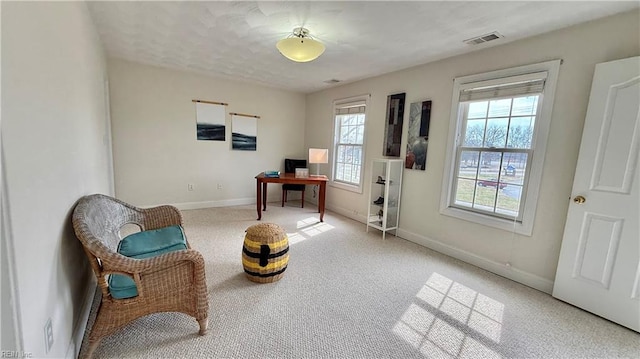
[393,272,504,358]
[286,218,335,245]
[296,217,321,228]
[296,218,334,237]
[287,232,306,245]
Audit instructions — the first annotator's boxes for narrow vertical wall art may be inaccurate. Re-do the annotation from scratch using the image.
[383,93,406,157]
[231,112,259,151]
[405,100,432,170]
[193,99,227,141]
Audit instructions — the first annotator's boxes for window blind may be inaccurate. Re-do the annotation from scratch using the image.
[335,99,366,115]
[459,72,547,102]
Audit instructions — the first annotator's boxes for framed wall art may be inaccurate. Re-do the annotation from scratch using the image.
[405,100,432,170]
[231,112,259,151]
[193,99,227,141]
[383,93,406,157]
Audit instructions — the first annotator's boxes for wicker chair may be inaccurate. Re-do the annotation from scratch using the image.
[72,194,209,358]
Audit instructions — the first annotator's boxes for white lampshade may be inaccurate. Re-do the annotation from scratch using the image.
[277,27,325,63]
[309,148,329,164]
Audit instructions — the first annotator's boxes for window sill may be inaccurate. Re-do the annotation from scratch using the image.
[440,206,533,236]
[329,180,363,194]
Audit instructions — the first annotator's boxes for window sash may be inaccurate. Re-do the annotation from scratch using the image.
[450,92,542,221]
[451,147,532,221]
[459,96,540,149]
[334,143,363,185]
[334,113,365,185]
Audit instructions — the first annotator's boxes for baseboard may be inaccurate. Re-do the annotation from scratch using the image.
[325,204,552,293]
[66,278,97,359]
[145,198,554,294]
[396,228,554,294]
[324,202,367,224]
[143,197,256,210]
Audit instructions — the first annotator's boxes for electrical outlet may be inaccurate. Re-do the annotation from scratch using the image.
[217,183,223,190]
[44,318,53,353]
[188,184,194,191]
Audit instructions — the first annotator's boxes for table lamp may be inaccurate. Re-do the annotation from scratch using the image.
[308,148,328,177]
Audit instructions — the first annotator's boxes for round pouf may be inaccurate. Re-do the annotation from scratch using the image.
[242,223,289,283]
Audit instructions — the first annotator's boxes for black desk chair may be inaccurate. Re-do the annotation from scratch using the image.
[282,159,307,208]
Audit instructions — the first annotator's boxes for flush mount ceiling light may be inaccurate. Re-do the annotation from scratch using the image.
[276,27,325,63]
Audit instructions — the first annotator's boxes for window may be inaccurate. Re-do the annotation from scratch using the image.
[331,95,369,193]
[440,60,560,235]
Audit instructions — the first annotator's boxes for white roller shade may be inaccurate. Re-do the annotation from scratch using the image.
[459,72,547,102]
[335,99,366,115]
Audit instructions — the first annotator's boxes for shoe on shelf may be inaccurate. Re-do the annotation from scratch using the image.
[377,209,383,219]
[376,175,386,184]
[373,197,384,205]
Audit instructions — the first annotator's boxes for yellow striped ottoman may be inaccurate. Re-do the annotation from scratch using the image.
[242,223,289,283]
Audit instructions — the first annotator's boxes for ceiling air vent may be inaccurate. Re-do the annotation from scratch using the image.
[324,79,341,84]
[464,31,503,45]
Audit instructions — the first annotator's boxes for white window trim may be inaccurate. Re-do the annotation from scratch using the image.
[329,94,370,194]
[439,60,561,236]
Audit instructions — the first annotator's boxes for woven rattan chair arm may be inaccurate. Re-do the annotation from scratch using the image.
[101,249,205,274]
[139,205,183,230]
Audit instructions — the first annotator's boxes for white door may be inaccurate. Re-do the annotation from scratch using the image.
[553,56,640,332]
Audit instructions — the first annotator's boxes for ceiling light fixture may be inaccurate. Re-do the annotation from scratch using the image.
[276,27,325,63]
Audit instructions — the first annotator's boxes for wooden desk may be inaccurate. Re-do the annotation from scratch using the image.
[255,172,328,222]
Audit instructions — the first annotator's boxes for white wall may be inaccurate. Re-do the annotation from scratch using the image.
[1,2,111,357]
[305,10,640,291]
[108,59,306,208]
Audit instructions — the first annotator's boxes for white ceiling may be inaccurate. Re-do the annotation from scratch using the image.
[87,1,638,94]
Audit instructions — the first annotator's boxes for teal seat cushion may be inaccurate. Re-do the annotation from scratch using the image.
[108,225,187,299]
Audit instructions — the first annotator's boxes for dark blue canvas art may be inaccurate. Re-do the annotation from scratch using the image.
[232,114,257,151]
[195,102,226,141]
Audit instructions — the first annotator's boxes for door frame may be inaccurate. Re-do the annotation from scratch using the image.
[1,146,24,352]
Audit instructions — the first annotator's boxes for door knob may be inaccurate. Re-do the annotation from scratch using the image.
[573,195,586,204]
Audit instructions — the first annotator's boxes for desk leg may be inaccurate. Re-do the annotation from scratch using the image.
[256,179,262,220]
[262,182,267,211]
[319,182,326,222]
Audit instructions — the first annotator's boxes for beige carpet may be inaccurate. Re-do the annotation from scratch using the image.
[83,202,639,358]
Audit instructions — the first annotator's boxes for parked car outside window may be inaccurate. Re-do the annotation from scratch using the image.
[477,178,507,189]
